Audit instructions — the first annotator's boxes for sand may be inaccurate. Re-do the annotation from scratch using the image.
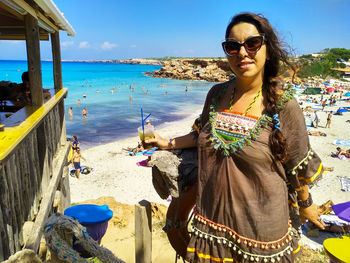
[69,93,350,260]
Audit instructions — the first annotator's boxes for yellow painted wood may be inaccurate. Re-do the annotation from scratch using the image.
[0,88,67,162]
[323,236,350,263]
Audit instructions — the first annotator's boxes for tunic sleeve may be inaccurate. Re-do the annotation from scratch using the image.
[279,97,324,190]
[190,83,225,137]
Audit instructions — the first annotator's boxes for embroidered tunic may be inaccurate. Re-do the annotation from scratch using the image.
[186,81,323,263]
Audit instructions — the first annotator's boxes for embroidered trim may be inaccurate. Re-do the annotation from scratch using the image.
[287,149,315,176]
[193,211,291,249]
[189,224,294,263]
[298,163,323,183]
[207,84,294,156]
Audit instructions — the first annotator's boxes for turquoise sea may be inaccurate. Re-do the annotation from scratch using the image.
[0,60,213,148]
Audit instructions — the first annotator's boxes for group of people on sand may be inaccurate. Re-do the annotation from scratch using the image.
[333,147,350,159]
[312,110,333,128]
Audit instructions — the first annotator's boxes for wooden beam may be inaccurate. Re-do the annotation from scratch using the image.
[24,142,70,252]
[50,31,62,91]
[0,34,49,40]
[135,200,152,263]
[24,14,43,106]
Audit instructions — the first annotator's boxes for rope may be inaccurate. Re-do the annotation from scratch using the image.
[43,213,124,263]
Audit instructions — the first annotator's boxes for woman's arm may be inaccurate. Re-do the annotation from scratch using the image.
[145,132,197,150]
[297,184,325,230]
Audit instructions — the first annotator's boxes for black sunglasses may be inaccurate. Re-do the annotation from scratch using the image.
[222,34,265,56]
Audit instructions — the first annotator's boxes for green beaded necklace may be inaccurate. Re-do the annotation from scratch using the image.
[228,86,263,115]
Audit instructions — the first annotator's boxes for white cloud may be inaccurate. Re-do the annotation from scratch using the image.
[130,44,137,48]
[101,41,118,50]
[61,41,74,49]
[79,41,90,49]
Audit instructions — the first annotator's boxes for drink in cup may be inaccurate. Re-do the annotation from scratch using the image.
[138,125,155,149]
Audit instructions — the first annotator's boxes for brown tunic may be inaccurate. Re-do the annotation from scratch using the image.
[186,81,323,263]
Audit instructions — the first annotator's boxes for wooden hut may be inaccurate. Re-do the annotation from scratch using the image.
[0,0,75,260]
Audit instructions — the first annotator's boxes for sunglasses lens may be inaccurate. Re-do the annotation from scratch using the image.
[223,41,240,55]
[245,36,263,53]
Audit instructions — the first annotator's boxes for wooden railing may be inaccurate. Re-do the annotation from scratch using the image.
[0,88,70,261]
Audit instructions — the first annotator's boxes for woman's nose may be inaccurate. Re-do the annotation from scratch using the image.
[237,45,248,58]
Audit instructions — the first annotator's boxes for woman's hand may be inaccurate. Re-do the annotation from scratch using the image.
[145,132,170,150]
[299,203,326,230]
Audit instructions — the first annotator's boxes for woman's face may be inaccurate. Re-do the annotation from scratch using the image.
[227,22,268,82]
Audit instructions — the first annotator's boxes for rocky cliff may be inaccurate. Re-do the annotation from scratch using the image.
[146,58,232,82]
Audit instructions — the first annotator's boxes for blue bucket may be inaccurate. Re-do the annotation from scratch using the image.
[64,204,113,256]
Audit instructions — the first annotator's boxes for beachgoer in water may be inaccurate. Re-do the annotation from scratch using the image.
[164,91,168,96]
[326,111,332,128]
[82,107,88,118]
[72,147,86,179]
[185,86,188,92]
[146,12,325,262]
[68,107,73,118]
[129,94,133,104]
[146,119,151,126]
[146,90,149,95]
[82,93,86,98]
[77,99,81,106]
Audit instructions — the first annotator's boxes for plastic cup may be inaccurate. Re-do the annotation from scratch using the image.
[138,125,155,149]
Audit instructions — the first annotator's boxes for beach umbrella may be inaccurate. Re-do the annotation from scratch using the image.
[332,201,350,222]
[326,87,335,93]
[345,92,350,97]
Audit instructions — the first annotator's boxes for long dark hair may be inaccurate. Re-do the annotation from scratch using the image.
[225,12,294,162]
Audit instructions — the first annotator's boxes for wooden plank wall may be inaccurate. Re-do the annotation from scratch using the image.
[0,101,67,260]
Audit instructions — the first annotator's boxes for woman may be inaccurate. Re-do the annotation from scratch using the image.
[147,12,325,262]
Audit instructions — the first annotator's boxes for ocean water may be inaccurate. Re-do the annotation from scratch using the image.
[0,60,213,148]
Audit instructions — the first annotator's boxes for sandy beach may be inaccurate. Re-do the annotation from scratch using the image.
[69,93,350,261]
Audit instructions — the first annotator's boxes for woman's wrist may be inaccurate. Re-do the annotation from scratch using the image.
[298,193,313,208]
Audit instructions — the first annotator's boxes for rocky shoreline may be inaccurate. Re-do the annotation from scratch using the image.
[146,58,231,82]
[62,58,232,82]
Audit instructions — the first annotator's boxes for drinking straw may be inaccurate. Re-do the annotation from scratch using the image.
[140,108,151,140]
[141,108,144,140]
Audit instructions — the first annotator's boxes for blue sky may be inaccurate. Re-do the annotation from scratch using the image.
[1,0,350,60]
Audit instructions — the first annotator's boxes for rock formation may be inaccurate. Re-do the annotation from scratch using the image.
[146,58,232,82]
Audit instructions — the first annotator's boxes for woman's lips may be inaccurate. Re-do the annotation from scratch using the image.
[238,62,253,69]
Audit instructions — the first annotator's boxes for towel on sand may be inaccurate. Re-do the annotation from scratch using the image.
[338,177,350,192]
[333,139,350,146]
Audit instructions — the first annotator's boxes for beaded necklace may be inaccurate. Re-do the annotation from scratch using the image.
[229,86,262,115]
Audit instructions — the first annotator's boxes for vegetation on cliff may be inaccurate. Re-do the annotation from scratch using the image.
[296,48,350,79]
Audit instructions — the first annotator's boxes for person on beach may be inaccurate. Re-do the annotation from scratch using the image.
[72,147,86,179]
[71,135,80,150]
[326,111,333,128]
[77,99,81,106]
[313,110,319,128]
[146,12,325,262]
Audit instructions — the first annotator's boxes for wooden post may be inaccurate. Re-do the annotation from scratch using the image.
[50,31,63,92]
[24,14,43,106]
[135,200,152,263]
